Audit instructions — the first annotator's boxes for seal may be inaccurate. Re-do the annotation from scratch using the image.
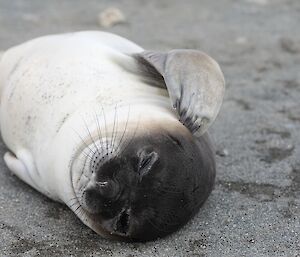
[0,31,225,241]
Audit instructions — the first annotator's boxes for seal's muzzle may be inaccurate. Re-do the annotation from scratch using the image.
[79,125,215,241]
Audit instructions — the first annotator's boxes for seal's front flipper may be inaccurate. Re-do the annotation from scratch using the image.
[4,151,41,192]
[134,50,225,137]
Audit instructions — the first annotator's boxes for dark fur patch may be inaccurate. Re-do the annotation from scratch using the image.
[132,54,166,89]
[83,130,216,241]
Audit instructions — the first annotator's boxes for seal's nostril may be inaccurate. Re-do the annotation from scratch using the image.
[115,210,130,234]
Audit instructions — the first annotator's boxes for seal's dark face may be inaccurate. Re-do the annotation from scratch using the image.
[81,129,215,241]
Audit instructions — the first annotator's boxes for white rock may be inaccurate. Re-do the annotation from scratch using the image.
[98,7,126,28]
[216,147,229,157]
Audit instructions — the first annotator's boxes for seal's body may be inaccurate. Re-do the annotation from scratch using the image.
[0,31,224,241]
[0,31,165,200]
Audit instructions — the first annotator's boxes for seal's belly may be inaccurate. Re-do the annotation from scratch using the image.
[0,33,167,155]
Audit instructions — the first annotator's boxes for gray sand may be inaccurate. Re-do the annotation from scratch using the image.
[0,0,299,256]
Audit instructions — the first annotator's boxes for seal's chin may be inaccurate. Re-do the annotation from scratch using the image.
[71,121,215,241]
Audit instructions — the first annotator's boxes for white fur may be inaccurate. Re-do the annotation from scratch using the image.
[0,31,176,203]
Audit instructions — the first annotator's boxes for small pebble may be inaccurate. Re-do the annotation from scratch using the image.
[98,7,126,28]
[216,148,229,157]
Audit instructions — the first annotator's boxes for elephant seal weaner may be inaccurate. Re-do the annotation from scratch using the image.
[0,31,225,241]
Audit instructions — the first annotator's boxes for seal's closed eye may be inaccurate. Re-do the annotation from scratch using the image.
[137,148,159,178]
[95,180,120,199]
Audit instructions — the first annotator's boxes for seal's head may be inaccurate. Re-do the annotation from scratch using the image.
[71,113,215,242]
